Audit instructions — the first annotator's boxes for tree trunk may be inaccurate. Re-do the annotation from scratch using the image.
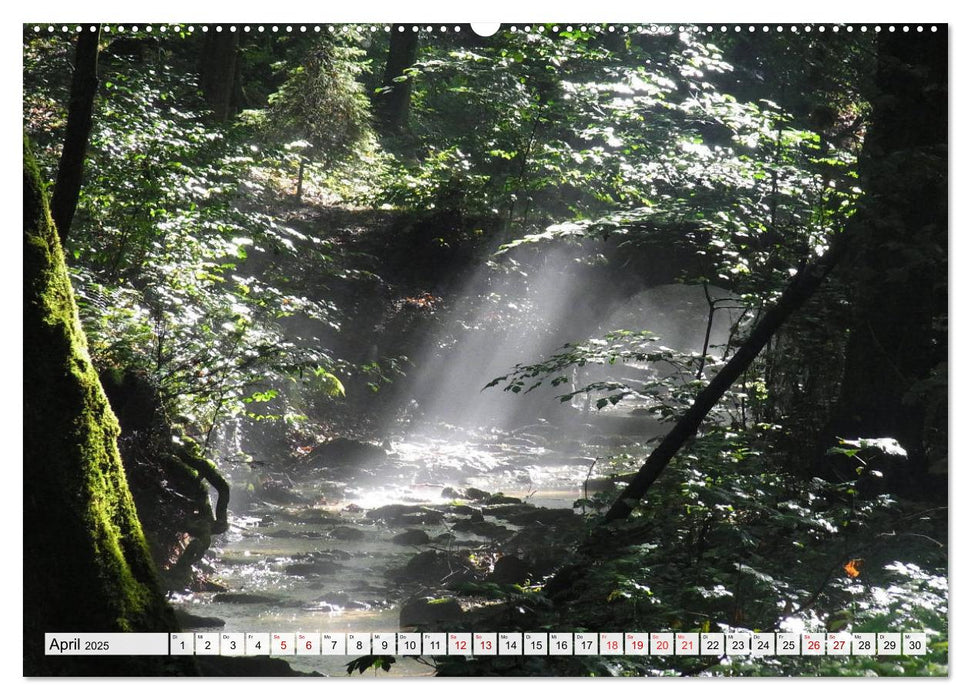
[199,27,240,121]
[24,136,183,675]
[376,26,419,133]
[603,229,853,523]
[51,25,100,244]
[296,157,305,201]
[819,30,947,495]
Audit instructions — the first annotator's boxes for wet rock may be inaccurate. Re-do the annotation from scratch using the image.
[469,511,485,523]
[485,503,536,521]
[284,559,343,577]
[448,504,478,516]
[504,507,580,527]
[392,529,431,546]
[265,529,325,539]
[305,602,339,613]
[259,515,275,526]
[392,550,470,585]
[433,532,479,547]
[485,493,521,505]
[584,477,620,492]
[212,593,281,605]
[452,519,512,539]
[285,509,342,526]
[464,487,491,501]
[400,597,465,628]
[441,486,462,499]
[319,548,353,561]
[260,481,307,505]
[329,526,366,541]
[312,438,387,466]
[174,609,226,628]
[400,509,445,525]
[487,556,532,585]
[368,503,440,525]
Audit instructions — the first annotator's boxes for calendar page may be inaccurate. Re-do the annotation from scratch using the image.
[22,9,949,681]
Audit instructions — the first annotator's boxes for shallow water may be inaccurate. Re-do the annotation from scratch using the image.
[174,423,651,676]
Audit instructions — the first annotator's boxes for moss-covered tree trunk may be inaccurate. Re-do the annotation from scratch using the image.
[23,136,184,675]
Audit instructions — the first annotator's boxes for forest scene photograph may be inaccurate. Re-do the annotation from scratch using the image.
[22,20,948,678]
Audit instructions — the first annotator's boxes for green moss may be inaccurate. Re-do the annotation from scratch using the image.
[23,136,189,675]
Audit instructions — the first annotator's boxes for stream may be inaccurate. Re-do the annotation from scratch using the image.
[172,418,660,676]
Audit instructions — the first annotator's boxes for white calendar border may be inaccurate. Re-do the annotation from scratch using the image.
[5,0,963,697]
